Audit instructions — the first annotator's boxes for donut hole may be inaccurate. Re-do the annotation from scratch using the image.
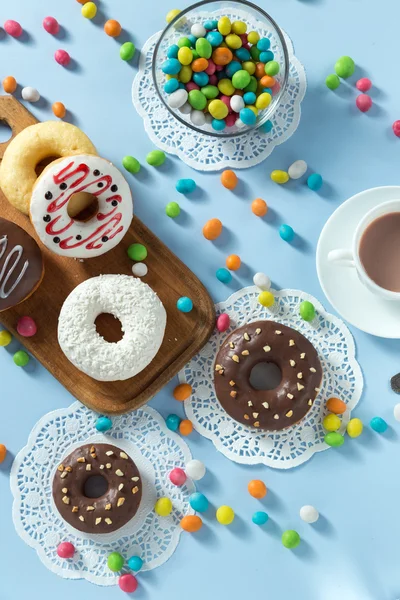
[83,474,109,498]
[0,120,12,143]
[67,192,99,222]
[249,362,282,391]
[95,313,124,343]
[35,155,61,176]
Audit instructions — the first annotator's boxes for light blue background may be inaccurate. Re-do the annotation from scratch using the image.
[1,1,400,599]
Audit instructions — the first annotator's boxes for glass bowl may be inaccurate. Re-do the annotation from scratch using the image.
[152,0,289,138]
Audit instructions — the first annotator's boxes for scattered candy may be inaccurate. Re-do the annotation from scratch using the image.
[288,160,307,180]
[2,76,17,94]
[169,467,187,486]
[166,9,181,23]
[325,74,340,90]
[258,291,274,308]
[4,20,22,37]
[394,403,400,421]
[282,530,300,549]
[95,415,112,432]
[17,316,37,337]
[104,19,122,37]
[216,505,235,525]
[370,416,388,433]
[356,77,372,92]
[226,254,241,271]
[356,94,372,112]
[176,178,196,194]
[185,459,206,480]
[323,413,341,432]
[180,515,203,532]
[154,497,173,516]
[107,552,124,572]
[55,49,71,67]
[326,397,347,414]
[216,267,232,284]
[189,492,209,512]
[324,431,344,447]
[52,102,66,118]
[43,16,59,35]
[127,243,147,261]
[0,444,6,464]
[128,556,143,572]
[334,56,355,79]
[270,170,289,184]
[221,170,238,190]
[0,330,12,346]
[299,505,319,524]
[216,313,230,332]
[57,542,75,559]
[392,121,400,137]
[252,511,269,525]
[81,2,97,19]
[307,173,323,191]
[177,296,193,312]
[347,418,363,438]
[146,150,166,167]
[299,300,315,322]
[253,272,271,291]
[203,218,222,240]
[279,224,294,242]
[120,42,136,61]
[131,262,148,277]
[248,479,267,499]
[166,201,181,218]
[391,372,400,392]
[179,419,193,436]
[21,86,40,103]
[119,574,138,593]
[173,383,192,401]
[13,350,30,367]
[122,155,141,174]
[251,198,268,217]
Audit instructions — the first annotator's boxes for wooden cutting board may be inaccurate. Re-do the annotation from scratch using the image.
[0,95,215,414]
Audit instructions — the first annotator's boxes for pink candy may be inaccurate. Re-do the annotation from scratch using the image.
[356,77,372,93]
[208,74,218,86]
[43,16,59,35]
[240,34,250,49]
[205,60,216,75]
[225,113,237,127]
[393,121,400,137]
[17,316,37,337]
[169,467,187,487]
[186,81,199,92]
[356,94,372,112]
[4,19,22,37]
[57,542,75,559]
[55,49,71,66]
[271,81,280,96]
[119,574,138,593]
[215,64,224,72]
[220,95,232,113]
[216,313,230,331]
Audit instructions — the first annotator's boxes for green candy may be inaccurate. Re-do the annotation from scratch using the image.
[299,300,315,322]
[201,85,219,99]
[13,350,30,367]
[127,243,147,261]
[188,89,207,110]
[195,37,212,59]
[282,530,301,549]
[177,37,191,48]
[325,74,340,90]
[243,75,257,94]
[146,150,166,167]
[122,155,141,174]
[264,60,280,76]
[324,432,345,448]
[120,42,135,61]
[107,552,124,572]
[250,45,260,61]
[191,49,199,60]
[334,56,355,79]
[166,201,181,218]
[232,69,251,90]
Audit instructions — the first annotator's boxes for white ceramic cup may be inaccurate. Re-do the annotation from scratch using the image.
[328,199,400,301]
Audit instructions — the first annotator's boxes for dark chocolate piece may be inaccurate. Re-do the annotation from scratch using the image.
[391,373,400,394]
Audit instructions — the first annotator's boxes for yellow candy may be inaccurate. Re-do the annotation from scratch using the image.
[0,330,12,347]
[232,20,247,35]
[208,99,228,120]
[323,413,341,432]
[179,66,192,83]
[216,505,235,525]
[178,46,193,65]
[271,170,289,184]
[243,61,256,75]
[256,92,272,110]
[217,16,231,36]
[247,105,258,116]
[81,2,97,19]
[247,31,260,45]
[166,74,178,80]
[258,291,274,308]
[219,41,228,48]
[155,497,173,516]
[347,418,363,438]
[218,78,235,96]
[225,34,242,49]
[166,8,181,23]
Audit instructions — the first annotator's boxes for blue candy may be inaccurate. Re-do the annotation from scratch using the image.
[260,50,274,63]
[189,492,209,513]
[177,296,193,312]
[261,119,273,133]
[178,82,186,89]
[239,107,257,125]
[370,416,388,433]
[235,47,251,61]
[164,79,179,94]
[206,31,223,46]
[257,37,271,51]
[263,87,272,95]
[279,224,294,242]
[167,44,179,59]
[225,60,242,78]
[128,556,143,572]
[203,19,218,30]
[95,416,112,432]
[187,34,197,47]
[216,268,232,284]
[166,414,181,432]
[212,118,226,131]
[252,511,269,526]
[161,58,181,75]
[243,91,256,105]
[307,173,323,191]
[176,178,197,194]
[193,72,209,87]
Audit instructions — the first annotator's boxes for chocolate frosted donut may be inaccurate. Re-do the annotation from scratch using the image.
[0,217,44,312]
[214,321,322,431]
[53,443,142,534]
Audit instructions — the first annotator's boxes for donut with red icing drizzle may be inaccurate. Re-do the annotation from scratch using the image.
[30,155,133,258]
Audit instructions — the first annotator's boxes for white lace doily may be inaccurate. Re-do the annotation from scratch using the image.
[179,287,363,468]
[10,402,195,586]
[132,9,306,171]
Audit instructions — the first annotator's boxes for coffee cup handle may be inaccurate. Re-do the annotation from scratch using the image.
[327,248,355,267]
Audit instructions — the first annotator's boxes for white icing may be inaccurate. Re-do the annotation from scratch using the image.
[0,235,29,299]
[30,155,133,259]
[58,275,167,381]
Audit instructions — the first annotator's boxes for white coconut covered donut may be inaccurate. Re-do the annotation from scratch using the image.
[30,155,133,259]
[58,275,166,381]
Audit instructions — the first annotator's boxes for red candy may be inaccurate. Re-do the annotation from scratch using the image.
[225,113,237,127]
[393,121,400,137]
[356,77,372,93]
[240,34,250,49]
[55,49,71,66]
[215,64,224,72]
[169,467,187,487]
[57,542,75,559]
[43,16,59,35]
[271,81,280,96]
[356,94,372,112]
[186,82,199,91]
[4,19,22,37]
[216,313,230,332]
[119,574,138,593]
[208,74,218,85]
[205,60,216,75]
[220,95,232,112]
[17,316,37,337]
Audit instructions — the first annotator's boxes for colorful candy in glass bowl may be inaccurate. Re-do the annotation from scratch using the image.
[152,0,289,137]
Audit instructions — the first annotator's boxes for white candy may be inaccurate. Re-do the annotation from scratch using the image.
[132,263,148,278]
[185,459,206,481]
[190,110,206,126]
[179,102,192,115]
[236,118,246,129]
[168,89,188,109]
[288,160,307,180]
[230,95,245,113]
[21,86,40,103]
[394,403,400,422]
[204,112,213,124]
[300,505,319,523]
[191,23,206,38]
[253,272,271,291]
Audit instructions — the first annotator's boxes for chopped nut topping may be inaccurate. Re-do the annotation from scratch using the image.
[230,390,237,398]
[72,506,78,513]
[77,457,85,463]
[297,372,303,379]
[217,369,224,375]
[105,518,112,525]
[105,503,112,510]
[255,328,261,335]
[243,414,250,420]
[86,506,95,511]
[118,483,124,491]
[215,364,223,371]
[117,497,126,507]
[228,342,235,349]
[287,393,294,400]
[308,399,313,406]
[86,464,92,471]
[229,380,236,387]
[244,332,250,341]
[241,350,250,356]
[297,383,304,391]
[120,452,128,459]
[263,345,271,352]
[315,387,321,392]
[253,421,260,427]
[106,451,114,456]
[310,367,316,373]
[300,352,306,359]
[95,518,102,525]
[262,402,269,409]
[65,466,72,472]
[100,465,105,469]
[60,471,68,479]
[90,453,97,459]
[57,464,64,472]
[248,401,253,407]
[273,414,280,420]
[79,516,85,522]
[232,354,240,363]
[132,486,139,494]
[131,476,139,482]
[62,496,70,505]
[106,463,112,469]
[115,469,124,476]
[252,412,259,419]
[90,446,95,454]
[275,330,282,335]
[62,487,68,494]
[286,410,294,418]
[289,339,295,346]
[290,360,296,367]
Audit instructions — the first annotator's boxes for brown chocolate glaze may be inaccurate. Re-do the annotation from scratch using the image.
[53,443,142,534]
[214,321,322,431]
[0,217,44,312]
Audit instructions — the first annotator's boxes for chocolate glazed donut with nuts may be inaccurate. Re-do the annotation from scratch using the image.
[53,443,142,534]
[214,321,323,431]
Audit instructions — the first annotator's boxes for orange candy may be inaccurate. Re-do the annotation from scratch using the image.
[260,75,275,88]
[326,397,347,415]
[212,47,233,66]
[220,169,238,190]
[251,198,268,217]
[179,419,193,436]
[76,0,86,3]
[173,383,192,401]
[0,444,6,464]
[104,19,122,37]
[203,218,222,240]
[192,58,209,72]
[52,102,66,118]
[248,479,267,499]
[226,254,241,270]
[255,62,266,79]
[2,76,17,94]
[180,515,203,532]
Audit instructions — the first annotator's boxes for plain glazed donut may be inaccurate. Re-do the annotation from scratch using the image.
[58,274,166,381]
[214,320,322,431]
[0,121,97,215]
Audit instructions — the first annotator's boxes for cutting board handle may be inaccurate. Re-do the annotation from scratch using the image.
[0,95,37,160]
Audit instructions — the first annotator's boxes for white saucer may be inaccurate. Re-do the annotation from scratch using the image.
[316,186,400,338]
